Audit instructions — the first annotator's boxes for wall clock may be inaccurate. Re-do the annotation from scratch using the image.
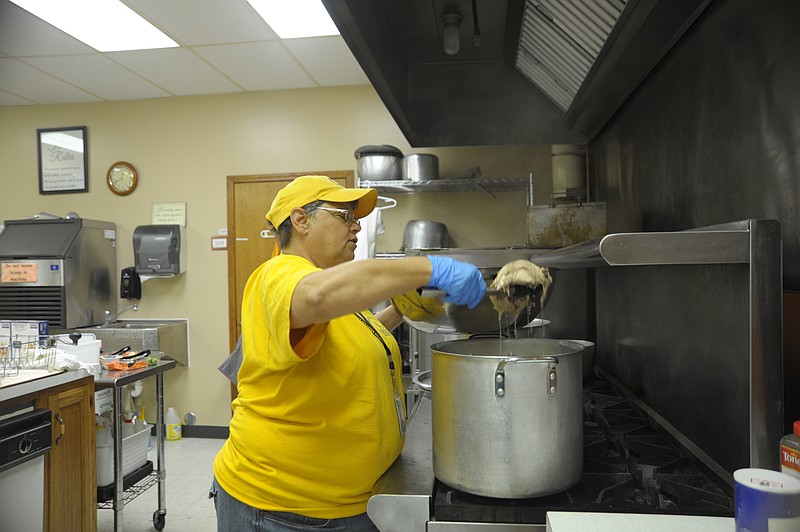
[107,161,138,196]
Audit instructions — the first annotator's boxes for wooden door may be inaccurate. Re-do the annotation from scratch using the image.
[226,171,354,397]
[38,376,96,532]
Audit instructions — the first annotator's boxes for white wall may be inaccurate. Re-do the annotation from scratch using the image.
[0,86,552,426]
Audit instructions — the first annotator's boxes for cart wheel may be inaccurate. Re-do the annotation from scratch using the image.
[153,511,166,531]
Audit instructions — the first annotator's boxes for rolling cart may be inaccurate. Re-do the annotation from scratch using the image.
[95,359,177,532]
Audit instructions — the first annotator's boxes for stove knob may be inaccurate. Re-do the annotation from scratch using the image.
[18,435,33,455]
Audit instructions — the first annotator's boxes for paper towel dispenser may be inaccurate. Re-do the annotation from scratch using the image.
[133,225,186,275]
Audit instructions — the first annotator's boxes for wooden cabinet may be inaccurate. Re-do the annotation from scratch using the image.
[36,375,96,532]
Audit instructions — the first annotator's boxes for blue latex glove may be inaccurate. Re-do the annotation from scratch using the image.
[427,255,486,309]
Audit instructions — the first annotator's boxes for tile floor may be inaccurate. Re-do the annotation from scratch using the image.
[97,437,225,532]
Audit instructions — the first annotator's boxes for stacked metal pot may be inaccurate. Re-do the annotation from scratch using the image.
[354,145,439,181]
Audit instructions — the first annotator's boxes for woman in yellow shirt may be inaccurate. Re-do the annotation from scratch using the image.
[212,175,485,531]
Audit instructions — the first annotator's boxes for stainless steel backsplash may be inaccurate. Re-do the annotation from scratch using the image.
[591,0,800,289]
[587,0,797,474]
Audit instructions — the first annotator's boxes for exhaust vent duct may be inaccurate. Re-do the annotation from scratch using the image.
[515,0,628,112]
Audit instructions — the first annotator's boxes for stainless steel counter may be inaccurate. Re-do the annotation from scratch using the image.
[368,393,552,530]
[367,394,434,532]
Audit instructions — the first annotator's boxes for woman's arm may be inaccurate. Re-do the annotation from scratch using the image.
[290,257,432,329]
[375,304,404,331]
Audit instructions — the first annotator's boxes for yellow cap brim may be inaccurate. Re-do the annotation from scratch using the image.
[318,187,378,221]
[265,175,378,228]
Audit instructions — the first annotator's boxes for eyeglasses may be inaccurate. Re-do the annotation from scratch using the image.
[317,206,357,225]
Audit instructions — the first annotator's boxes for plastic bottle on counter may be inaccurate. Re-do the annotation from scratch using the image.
[96,424,112,447]
[166,407,182,441]
[780,420,800,480]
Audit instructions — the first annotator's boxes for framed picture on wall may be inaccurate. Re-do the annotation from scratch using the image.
[37,126,89,194]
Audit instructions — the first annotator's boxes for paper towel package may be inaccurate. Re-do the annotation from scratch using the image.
[58,335,101,364]
[734,468,800,532]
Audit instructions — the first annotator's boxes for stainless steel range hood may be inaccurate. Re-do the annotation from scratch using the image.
[322,0,712,146]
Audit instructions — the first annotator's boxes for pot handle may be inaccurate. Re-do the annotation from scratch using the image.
[412,370,432,392]
[494,356,558,398]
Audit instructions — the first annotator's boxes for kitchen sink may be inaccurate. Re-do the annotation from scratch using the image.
[77,319,189,366]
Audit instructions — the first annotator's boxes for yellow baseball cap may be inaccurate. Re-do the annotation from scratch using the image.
[266,175,378,228]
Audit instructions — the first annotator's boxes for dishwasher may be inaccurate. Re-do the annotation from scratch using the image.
[0,407,52,532]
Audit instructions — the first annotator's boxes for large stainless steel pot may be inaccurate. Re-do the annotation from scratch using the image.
[354,145,403,181]
[430,338,585,498]
[401,220,449,250]
[402,153,439,181]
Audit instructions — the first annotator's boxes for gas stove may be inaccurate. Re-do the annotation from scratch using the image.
[431,375,734,525]
[367,372,734,531]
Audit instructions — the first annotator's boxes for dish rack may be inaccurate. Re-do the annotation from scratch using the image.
[0,335,59,379]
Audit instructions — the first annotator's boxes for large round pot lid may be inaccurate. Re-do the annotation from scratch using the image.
[354,144,403,158]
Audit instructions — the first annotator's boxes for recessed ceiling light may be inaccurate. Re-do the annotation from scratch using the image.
[247,0,339,39]
[9,0,178,52]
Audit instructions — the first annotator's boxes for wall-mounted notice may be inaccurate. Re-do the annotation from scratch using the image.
[152,202,187,226]
[1,262,38,283]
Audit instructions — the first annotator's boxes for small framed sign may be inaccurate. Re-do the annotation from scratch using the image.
[152,202,187,226]
[37,126,89,194]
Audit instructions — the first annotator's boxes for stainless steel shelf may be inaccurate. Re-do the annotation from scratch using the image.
[358,177,529,196]
[533,219,771,269]
[96,471,158,510]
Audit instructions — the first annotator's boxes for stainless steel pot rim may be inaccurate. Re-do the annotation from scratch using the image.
[430,338,586,359]
[431,351,582,360]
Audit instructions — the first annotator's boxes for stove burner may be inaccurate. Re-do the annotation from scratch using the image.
[432,374,734,524]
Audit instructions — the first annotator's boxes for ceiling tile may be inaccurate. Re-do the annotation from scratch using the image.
[283,36,368,86]
[124,0,278,45]
[108,48,243,96]
[194,42,315,91]
[0,0,94,56]
[0,88,37,105]
[0,0,369,106]
[24,55,171,101]
[0,58,100,104]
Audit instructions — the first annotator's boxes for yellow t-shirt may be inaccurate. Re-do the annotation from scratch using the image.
[213,254,405,518]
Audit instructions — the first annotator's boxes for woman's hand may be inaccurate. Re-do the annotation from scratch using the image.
[426,256,486,308]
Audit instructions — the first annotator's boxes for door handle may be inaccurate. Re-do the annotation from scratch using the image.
[54,413,65,445]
